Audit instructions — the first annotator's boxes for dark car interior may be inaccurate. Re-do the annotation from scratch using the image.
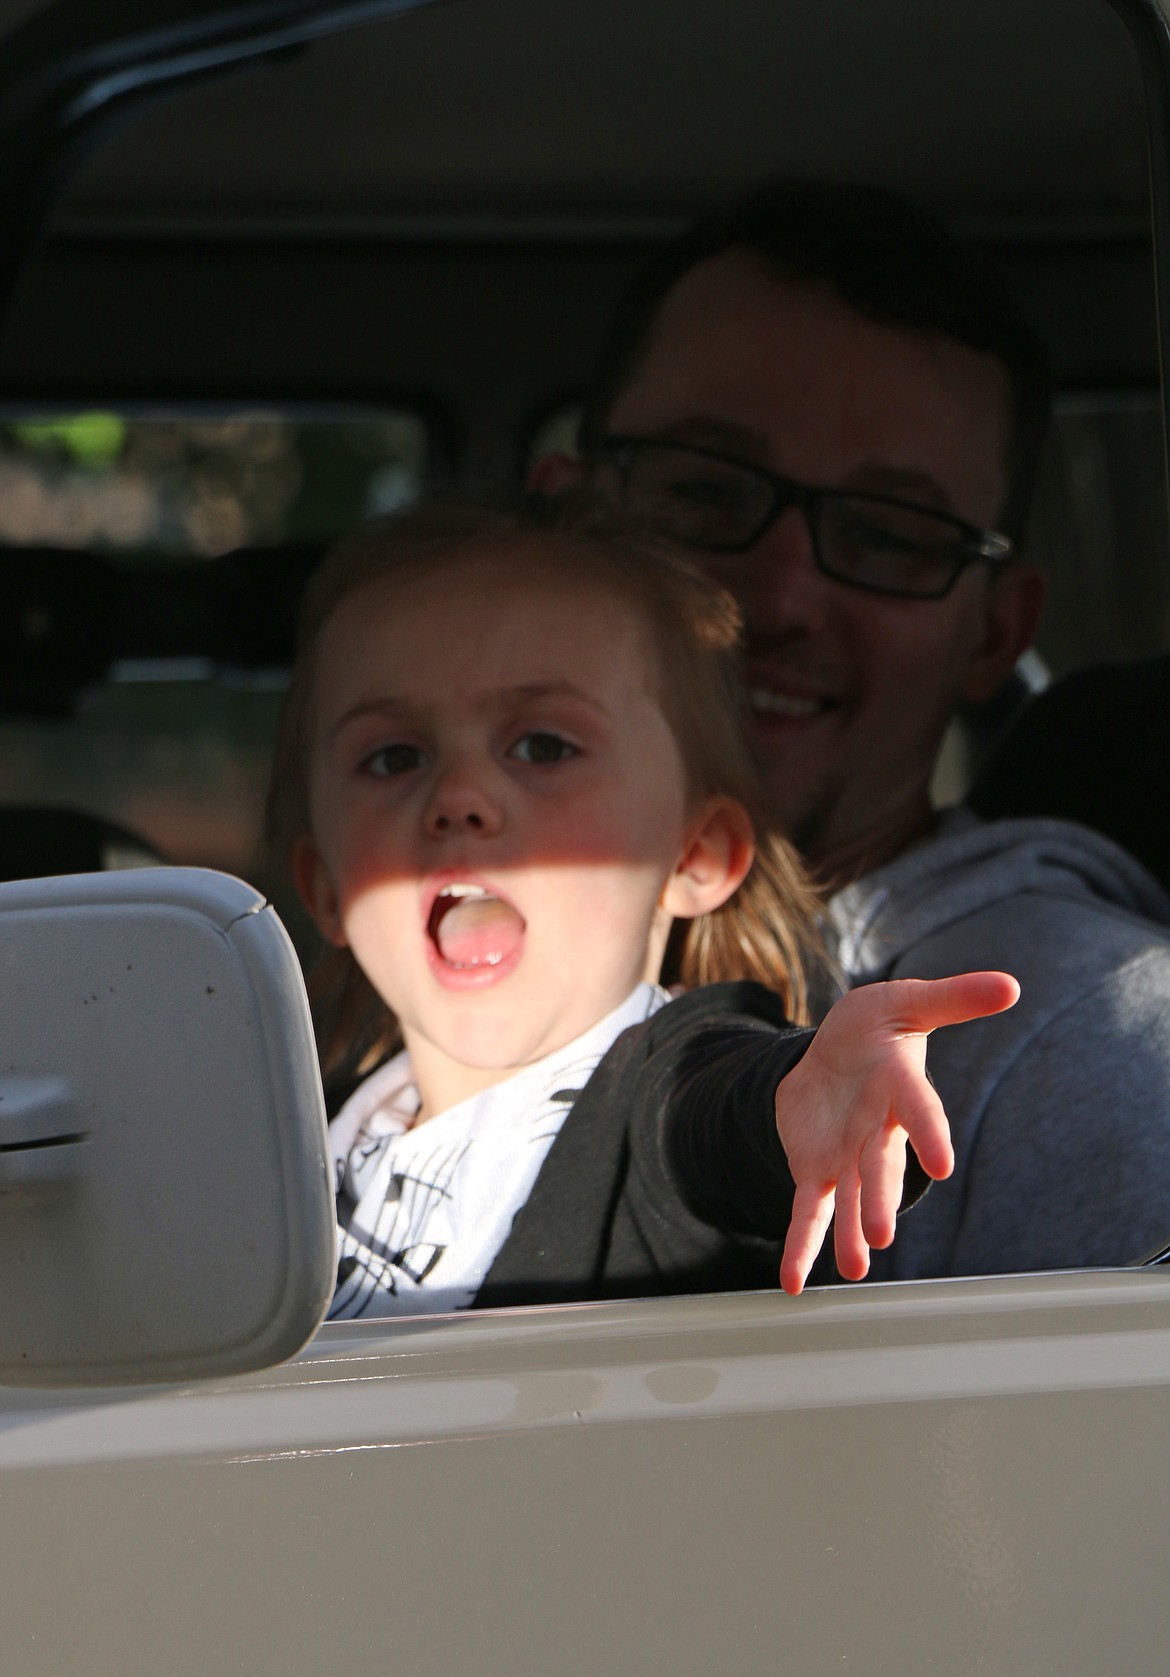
[0,0,1167,930]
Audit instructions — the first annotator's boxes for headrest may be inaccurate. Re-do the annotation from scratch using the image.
[0,806,161,883]
[972,656,1170,892]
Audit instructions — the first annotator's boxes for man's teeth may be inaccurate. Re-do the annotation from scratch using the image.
[439,883,488,899]
[749,688,826,718]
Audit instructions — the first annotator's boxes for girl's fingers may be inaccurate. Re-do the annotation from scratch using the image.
[776,972,999,1296]
[890,1073,954,1181]
[780,1181,836,1296]
[832,1171,869,1282]
[876,971,1020,1035]
[858,1125,908,1250]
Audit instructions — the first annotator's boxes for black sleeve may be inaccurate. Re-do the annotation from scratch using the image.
[652,1018,814,1239]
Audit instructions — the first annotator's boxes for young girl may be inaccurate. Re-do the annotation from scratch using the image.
[266,496,1017,1317]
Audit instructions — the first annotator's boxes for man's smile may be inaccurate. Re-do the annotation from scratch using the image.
[747,686,835,721]
[744,660,842,728]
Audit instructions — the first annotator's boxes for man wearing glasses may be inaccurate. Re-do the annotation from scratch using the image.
[532,182,1170,1282]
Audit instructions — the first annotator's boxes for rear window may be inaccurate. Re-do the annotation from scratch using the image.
[0,405,433,890]
[0,406,429,557]
[1026,391,1170,673]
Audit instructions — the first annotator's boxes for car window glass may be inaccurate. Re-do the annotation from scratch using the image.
[0,407,432,891]
[1027,391,1170,672]
[0,407,428,556]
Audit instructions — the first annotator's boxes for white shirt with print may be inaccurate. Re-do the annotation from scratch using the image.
[328,982,670,1319]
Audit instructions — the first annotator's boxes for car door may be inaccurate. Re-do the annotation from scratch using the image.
[2,1274,1170,1673]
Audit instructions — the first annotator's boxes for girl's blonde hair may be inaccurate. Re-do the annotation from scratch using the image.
[265,494,824,1084]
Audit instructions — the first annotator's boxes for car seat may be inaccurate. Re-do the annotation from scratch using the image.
[970,655,1170,893]
[0,806,162,883]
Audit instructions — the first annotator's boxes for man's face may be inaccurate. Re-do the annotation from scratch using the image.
[602,252,1039,877]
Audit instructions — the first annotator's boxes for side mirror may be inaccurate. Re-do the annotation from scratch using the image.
[0,868,335,1385]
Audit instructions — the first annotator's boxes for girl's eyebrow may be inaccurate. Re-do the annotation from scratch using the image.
[503,681,613,719]
[328,696,426,741]
[328,682,613,741]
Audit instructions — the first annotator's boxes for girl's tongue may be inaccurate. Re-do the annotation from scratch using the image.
[431,892,525,968]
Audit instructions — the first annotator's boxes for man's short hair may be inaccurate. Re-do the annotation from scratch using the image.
[580,180,1052,544]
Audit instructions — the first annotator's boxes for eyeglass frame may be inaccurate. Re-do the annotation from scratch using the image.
[595,434,1015,601]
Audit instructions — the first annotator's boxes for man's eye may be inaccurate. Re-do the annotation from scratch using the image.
[650,476,750,519]
[361,742,425,776]
[508,731,578,765]
[663,474,746,513]
[843,518,925,556]
[834,504,958,559]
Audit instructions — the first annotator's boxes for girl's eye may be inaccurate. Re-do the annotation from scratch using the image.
[508,731,579,766]
[361,742,426,777]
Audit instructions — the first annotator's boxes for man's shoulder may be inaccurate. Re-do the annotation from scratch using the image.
[888,890,1170,989]
[874,863,1170,1059]
[831,808,1170,1003]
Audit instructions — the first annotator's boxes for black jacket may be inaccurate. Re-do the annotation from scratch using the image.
[475,981,820,1308]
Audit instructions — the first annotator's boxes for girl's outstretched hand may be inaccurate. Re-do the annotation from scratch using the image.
[776,972,1020,1296]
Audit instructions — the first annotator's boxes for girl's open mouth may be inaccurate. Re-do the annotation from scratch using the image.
[425,881,526,984]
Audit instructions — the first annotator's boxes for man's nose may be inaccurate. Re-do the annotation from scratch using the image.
[422,762,504,839]
[716,506,832,634]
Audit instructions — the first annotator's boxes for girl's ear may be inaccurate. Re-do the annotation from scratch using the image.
[290,836,348,948]
[661,797,755,920]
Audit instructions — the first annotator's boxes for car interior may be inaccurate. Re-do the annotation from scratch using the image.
[0,0,1166,1106]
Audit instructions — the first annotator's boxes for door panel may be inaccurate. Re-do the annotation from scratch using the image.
[2,1271,1167,1674]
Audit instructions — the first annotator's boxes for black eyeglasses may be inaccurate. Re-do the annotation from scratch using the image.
[597,436,1013,600]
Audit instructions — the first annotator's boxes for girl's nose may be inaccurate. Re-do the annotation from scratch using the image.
[422,767,503,838]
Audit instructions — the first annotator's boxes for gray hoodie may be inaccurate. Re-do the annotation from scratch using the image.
[826,808,1170,1280]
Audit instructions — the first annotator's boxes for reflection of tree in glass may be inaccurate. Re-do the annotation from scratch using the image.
[105,415,304,557]
[0,410,428,559]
